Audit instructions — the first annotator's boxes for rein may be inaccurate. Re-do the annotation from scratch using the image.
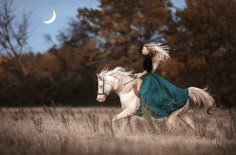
[124,74,137,85]
[124,78,136,85]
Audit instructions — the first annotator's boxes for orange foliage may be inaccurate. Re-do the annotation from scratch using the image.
[41,53,62,73]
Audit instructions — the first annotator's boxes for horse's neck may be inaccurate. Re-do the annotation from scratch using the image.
[113,76,139,110]
[114,76,135,95]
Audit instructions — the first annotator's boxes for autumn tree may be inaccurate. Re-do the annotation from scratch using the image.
[166,0,236,106]
[168,0,236,56]
[58,0,173,70]
[0,0,30,76]
[98,0,172,61]
[58,8,102,48]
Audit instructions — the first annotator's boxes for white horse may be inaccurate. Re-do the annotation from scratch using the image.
[96,67,215,130]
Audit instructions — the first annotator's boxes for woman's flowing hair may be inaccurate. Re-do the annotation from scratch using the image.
[144,43,170,71]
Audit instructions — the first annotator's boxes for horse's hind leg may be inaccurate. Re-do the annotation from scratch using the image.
[166,101,189,130]
[166,114,178,130]
[179,114,195,131]
[166,109,183,130]
[178,100,195,132]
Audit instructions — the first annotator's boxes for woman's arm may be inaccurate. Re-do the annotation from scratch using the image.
[134,70,148,78]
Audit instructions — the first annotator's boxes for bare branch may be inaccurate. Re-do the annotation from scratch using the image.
[0,0,29,57]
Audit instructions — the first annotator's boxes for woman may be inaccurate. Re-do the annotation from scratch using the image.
[135,43,189,118]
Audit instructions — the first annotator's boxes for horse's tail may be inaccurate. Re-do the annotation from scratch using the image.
[188,87,216,115]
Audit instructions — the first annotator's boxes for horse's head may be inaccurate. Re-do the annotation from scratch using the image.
[96,70,116,102]
[96,67,133,103]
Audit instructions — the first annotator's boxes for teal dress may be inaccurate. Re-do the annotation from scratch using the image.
[136,56,189,118]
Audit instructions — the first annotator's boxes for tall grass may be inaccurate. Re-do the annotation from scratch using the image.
[0,106,235,155]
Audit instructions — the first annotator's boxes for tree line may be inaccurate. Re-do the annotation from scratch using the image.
[0,0,235,107]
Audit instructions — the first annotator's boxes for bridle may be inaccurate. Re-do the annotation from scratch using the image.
[97,75,112,97]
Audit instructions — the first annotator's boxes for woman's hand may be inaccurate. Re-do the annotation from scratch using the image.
[134,73,144,79]
[134,70,148,79]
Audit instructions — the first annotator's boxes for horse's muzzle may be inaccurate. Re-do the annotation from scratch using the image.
[97,95,106,102]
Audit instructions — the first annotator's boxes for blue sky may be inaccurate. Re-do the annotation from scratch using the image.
[13,0,185,53]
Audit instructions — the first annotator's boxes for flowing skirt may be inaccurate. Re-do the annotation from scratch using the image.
[136,73,189,118]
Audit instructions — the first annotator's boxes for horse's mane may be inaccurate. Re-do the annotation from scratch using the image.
[99,67,133,78]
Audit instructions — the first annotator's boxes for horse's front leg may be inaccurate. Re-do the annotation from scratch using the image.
[112,109,134,133]
[112,108,134,121]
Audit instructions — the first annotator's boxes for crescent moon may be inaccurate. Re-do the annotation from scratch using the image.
[43,10,56,24]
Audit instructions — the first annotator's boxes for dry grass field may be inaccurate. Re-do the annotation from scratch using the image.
[0,106,235,155]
